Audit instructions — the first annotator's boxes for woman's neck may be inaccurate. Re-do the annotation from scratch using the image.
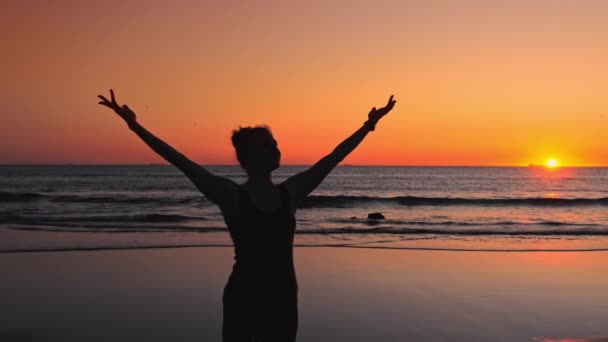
[245,171,274,189]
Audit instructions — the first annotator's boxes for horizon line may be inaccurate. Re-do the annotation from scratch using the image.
[1,163,607,168]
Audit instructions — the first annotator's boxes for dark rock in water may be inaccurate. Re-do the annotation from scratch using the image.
[350,216,357,220]
[367,212,385,220]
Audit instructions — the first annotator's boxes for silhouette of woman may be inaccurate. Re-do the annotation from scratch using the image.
[98,90,396,341]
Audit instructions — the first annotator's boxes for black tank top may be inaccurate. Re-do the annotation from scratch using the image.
[224,183,298,298]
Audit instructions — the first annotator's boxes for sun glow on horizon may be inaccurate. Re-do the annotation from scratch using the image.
[546,159,559,168]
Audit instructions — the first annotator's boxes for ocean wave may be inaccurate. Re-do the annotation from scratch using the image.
[5,225,225,233]
[0,191,207,204]
[3,243,608,254]
[4,214,600,231]
[0,191,44,201]
[0,213,208,224]
[4,191,608,207]
[4,223,608,236]
[301,195,608,207]
[297,226,608,236]
[327,218,602,227]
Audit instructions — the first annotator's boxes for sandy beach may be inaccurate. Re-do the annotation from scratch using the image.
[1,246,607,341]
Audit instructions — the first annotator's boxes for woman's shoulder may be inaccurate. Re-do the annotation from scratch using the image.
[278,182,296,214]
[219,183,245,225]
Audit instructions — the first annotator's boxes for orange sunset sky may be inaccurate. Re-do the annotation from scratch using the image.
[2,0,607,166]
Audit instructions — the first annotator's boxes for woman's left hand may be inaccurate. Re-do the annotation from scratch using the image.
[368,95,396,124]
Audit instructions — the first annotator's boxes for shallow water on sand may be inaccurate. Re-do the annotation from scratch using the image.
[2,247,608,341]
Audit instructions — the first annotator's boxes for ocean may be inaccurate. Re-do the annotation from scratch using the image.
[2,165,608,252]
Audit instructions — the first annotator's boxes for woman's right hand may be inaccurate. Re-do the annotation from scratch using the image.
[98,89,137,127]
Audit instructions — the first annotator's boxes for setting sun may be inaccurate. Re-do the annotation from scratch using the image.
[546,159,559,168]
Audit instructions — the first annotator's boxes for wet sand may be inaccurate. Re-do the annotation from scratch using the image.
[2,247,608,341]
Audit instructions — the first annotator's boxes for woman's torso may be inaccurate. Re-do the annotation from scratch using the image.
[223,183,298,299]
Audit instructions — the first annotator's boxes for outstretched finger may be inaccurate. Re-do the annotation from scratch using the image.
[110,89,116,104]
[98,95,110,103]
[387,95,394,105]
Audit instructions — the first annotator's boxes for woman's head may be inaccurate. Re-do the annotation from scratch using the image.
[231,125,280,174]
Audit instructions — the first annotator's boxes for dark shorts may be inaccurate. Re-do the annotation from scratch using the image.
[222,285,298,342]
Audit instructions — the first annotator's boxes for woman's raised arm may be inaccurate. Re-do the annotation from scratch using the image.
[97,89,238,209]
[282,95,396,207]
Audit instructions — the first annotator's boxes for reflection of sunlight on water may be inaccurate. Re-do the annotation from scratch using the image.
[544,192,559,198]
[314,234,608,251]
[528,166,575,179]
[533,337,608,342]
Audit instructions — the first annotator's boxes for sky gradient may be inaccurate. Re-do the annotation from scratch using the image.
[2,0,608,166]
